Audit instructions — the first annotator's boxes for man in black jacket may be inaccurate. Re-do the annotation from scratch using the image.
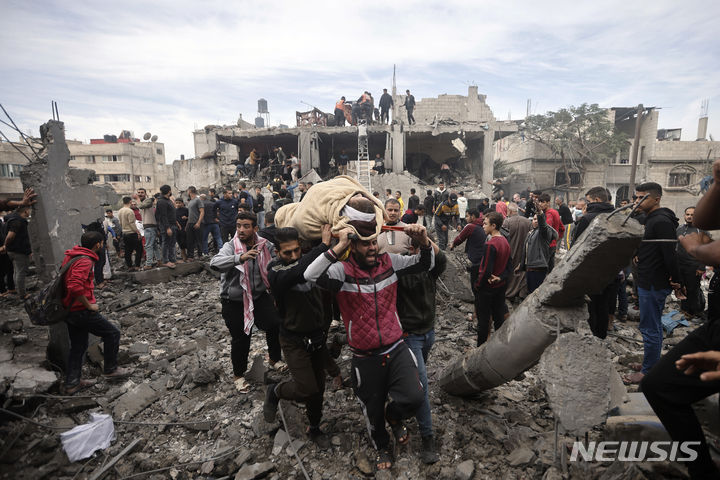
[155,185,177,268]
[397,239,446,464]
[379,88,393,124]
[264,226,332,448]
[625,182,683,384]
[402,89,416,125]
[572,186,617,338]
[555,196,574,225]
[422,190,435,228]
[1,205,32,298]
[676,206,709,317]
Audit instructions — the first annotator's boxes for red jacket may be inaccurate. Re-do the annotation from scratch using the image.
[61,246,99,311]
[544,208,564,248]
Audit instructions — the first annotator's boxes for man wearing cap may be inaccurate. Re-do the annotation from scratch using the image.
[304,197,433,470]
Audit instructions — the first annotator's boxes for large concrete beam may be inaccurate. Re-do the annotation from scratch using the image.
[439,213,643,396]
[21,120,119,372]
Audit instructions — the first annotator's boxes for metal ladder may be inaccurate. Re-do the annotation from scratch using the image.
[355,123,372,192]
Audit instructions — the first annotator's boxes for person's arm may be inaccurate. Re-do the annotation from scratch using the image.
[195,205,204,229]
[451,224,473,249]
[431,249,448,278]
[477,243,496,287]
[3,230,16,250]
[209,241,252,272]
[138,197,154,209]
[693,158,720,230]
[679,233,720,268]
[66,258,96,309]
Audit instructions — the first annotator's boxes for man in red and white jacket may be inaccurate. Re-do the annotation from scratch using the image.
[62,231,130,394]
[304,211,434,470]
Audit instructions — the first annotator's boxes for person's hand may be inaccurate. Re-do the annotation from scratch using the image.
[21,188,37,206]
[449,244,455,251]
[321,224,332,246]
[88,303,99,312]
[457,226,462,232]
[514,266,520,273]
[333,227,354,255]
[678,232,713,258]
[441,225,447,232]
[404,224,429,247]
[0,246,5,254]
[632,255,639,266]
[194,222,201,230]
[241,247,259,262]
[676,351,720,381]
[182,216,188,221]
[488,274,501,284]
[166,228,173,236]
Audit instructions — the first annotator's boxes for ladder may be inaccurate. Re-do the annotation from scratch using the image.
[355,123,372,192]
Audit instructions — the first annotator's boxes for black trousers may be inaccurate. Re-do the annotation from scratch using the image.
[680,267,705,315]
[221,294,282,377]
[642,320,720,479]
[220,225,236,244]
[406,108,415,125]
[185,224,203,258]
[0,253,14,292]
[380,107,390,124]
[65,310,120,386]
[277,335,327,426]
[94,246,105,284]
[587,280,618,339]
[476,285,507,346]
[122,233,142,268]
[352,341,424,450]
[334,108,345,126]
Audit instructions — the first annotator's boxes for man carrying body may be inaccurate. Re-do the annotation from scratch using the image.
[264,226,334,449]
[62,231,130,394]
[135,188,161,270]
[379,88,393,124]
[210,211,284,393]
[377,198,412,254]
[624,182,683,384]
[304,203,432,470]
[155,185,178,268]
[217,189,239,243]
[185,186,204,260]
[677,206,709,318]
[118,196,142,271]
[397,237,446,464]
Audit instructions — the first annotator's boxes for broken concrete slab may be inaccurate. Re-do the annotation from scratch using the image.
[455,459,475,480]
[604,415,671,443]
[234,461,275,480]
[539,333,614,435]
[3,365,57,395]
[118,261,205,285]
[113,381,166,419]
[440,213,643,396]
[507,446,535,467]
[245,355,267,384]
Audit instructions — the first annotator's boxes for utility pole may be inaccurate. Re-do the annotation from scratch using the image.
[628,104,644,194]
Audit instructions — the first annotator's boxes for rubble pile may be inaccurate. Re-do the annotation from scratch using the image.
[0,248,716,479]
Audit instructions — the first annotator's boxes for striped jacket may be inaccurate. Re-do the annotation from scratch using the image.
[304,246,434,352]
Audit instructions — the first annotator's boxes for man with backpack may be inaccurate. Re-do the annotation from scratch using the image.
[61,231,131,394]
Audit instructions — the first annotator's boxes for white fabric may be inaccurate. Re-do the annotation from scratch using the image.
[60,413,115,462]
[341,205,376,222]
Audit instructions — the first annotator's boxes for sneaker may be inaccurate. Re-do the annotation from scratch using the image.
[420,435,439,464]
[103,367,132,379]
[263,384,279,423]
[307,426,331,450]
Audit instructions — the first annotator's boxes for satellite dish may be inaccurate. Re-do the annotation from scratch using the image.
[143,132,151,140]
[151,135,158,142]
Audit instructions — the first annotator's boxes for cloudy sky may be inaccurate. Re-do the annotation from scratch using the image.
[1,0,718,163]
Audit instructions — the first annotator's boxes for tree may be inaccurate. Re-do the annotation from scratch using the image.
[522,103,627,188]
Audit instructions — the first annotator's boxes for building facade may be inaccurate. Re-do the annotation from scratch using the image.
[68,135,173,196]
[0,141,33,197]
[494,108,718,215]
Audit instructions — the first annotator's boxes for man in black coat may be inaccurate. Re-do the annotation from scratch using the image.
[379,88,393,124]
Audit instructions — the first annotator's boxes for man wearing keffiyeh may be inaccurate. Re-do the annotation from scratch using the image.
[210,210,286,393]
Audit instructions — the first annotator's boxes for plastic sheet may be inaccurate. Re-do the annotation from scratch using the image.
[60,413,115,462]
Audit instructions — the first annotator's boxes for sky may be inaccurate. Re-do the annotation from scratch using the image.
[1,0,719,163]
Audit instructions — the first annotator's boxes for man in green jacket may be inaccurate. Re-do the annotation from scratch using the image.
[397,237,446,464]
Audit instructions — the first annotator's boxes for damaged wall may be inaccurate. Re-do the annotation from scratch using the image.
[172,156,223,191]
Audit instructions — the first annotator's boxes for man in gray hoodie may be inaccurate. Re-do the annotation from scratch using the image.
[517,203,557,294]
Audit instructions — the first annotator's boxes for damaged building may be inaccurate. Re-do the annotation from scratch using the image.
[495,107,719,213]
[186,87,517,194]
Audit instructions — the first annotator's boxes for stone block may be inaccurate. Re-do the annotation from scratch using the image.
[604,415,671,443]
[113,381,165,419]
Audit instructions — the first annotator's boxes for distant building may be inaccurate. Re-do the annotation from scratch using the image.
[495,107,719,215]
[0,140,32,197]
[68,131,173,196]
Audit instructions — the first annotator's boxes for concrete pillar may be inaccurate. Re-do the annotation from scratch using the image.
[21,120,118,371]
[298,130,320,172]
[439,213,643,396]
[390,126,405,173]
[481,128,494,196]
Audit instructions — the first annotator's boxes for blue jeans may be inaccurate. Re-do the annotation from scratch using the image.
[143,226,162,266]
[202,223,223,254]
[404,330,435,437]
[638,286,670,374]
[161,226,177,263]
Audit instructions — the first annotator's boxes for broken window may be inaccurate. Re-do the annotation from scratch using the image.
[91,174,100,182]
[554,170,582,186]
[104,174,130,182]
[0,164,23,177]
[156,148,163,155]
[134,175,142,182]
[102,155,121,162]
[668,165,695,187]
[145,176,151,182]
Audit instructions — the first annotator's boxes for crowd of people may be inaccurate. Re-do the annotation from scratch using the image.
[6,157,720,477]
[333,88,416,126]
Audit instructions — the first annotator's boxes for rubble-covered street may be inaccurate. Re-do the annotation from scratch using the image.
[0,244,715,480]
